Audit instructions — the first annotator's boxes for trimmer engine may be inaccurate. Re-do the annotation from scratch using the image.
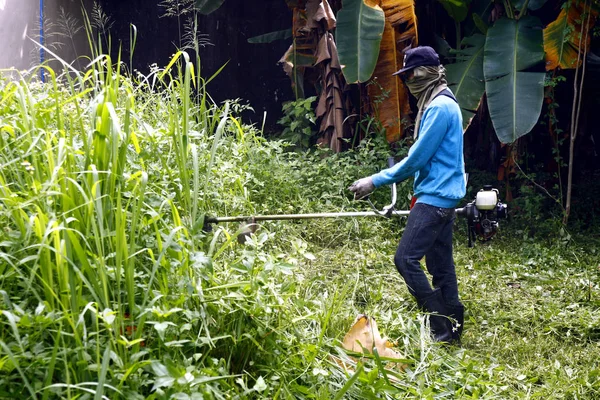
[456,185,508,247]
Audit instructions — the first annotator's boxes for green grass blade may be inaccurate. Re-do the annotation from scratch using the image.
[94,344,112,400]
[333,364,364,400]
[0,341,38,399]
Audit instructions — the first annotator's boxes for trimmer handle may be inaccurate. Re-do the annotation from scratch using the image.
[382,157,397,216]
[361,157,398,217]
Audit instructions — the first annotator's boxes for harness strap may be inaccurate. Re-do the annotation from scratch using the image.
[434,88,458,103]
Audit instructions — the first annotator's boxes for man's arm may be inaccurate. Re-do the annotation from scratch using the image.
[371,104,449,188]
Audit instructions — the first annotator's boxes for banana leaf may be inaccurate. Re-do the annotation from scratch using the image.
[465,0,494,36]
[248,29,293,44]
[544,0,598,71]
[195,0,226,15]
[446,34,485,128]
[306,0,336,31]
[336,0,385,83]
[589,51,600,71]
[484,16,545,143]
[472,13,488,34]
[314,32,349,152]
[512,0,547,11]
[438,0,471,22]
[433,35,452,57]
[279,43,314,99]
[368,0,417,142]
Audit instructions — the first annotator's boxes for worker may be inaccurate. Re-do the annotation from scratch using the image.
[348,46,466,343]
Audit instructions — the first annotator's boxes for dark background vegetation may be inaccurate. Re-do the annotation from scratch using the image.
[101,0,295,131]
[98,0,600,230]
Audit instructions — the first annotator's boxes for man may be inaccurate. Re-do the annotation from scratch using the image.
[348,46,466,343]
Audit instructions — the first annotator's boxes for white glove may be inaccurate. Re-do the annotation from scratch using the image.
[349,177,375,200]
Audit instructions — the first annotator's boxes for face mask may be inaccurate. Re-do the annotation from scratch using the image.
[403,67,437,100]
[405,78,427,100]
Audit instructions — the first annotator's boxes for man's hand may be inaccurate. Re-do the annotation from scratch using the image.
[348,177,374,200]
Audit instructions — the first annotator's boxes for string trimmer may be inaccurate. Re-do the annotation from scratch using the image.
[205,158,507,247]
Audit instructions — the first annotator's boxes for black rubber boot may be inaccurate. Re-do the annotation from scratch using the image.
[447,304,464,345]
[416,289,453,343]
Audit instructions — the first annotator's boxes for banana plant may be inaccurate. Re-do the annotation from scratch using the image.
[438,0,471,47]
[448,0,596,143]
[366,0,418,142]
[511,0,548,11]
[197,0,418,146]
[444,1,547,143]
[336,0,386,83]
[484,16,545,143]
[194,0,227,14]
[544,0,599,70]
[445,34,485,127]
[438,0,471,22]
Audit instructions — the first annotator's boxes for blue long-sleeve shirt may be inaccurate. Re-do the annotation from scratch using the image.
[371,95,466,208]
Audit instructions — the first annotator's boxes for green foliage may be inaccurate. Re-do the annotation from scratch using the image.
[438,0,471,22]
[1,46,599,399]
[443,1,573,144]
[455,234,600,398]
[195,0,227,15]
[446,34,486,127]
[336,0,385,83]
[512,0,548,12]
[247,29,292,44]
[484,16,546,143]
[160,0,212,51]
[277,96,318,150]
[510,183,565,239]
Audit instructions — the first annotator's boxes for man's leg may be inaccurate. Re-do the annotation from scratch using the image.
[425,211,464,343]
[425,211,461,306]
[394,203,452,342]
[394,204,441,297]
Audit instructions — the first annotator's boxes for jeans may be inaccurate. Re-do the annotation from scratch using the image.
[394,203,462,307]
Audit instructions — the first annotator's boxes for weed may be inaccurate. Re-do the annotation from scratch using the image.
[277,96,318,150]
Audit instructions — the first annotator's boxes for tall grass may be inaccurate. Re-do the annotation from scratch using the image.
[0,45,404,398]
[0,48,236,397]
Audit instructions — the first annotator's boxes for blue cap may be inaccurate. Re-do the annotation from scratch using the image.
[393,46,440,76]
